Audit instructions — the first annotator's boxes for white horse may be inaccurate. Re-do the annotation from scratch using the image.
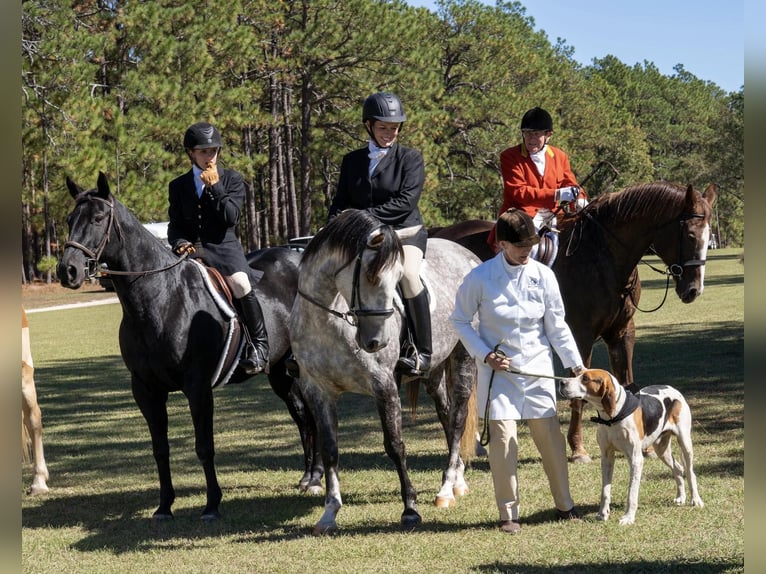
[22,307,49,494]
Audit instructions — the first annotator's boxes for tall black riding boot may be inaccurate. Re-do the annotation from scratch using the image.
[237,290,269,375]
[395,290,432,377]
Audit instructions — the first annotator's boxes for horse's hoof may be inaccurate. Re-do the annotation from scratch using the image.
[570,453,592,464]
[434,495,455,508]
[201,511,221,523]
[312,523,337,536]
[401,509,422,530]
[453,485,469,498]
[26,484,49,496]
[304,485,324,496]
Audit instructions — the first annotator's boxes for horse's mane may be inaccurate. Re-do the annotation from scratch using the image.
[585,182,687,224]
[302,210,403,282]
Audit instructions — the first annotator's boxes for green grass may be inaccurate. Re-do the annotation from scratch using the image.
[22,249,744,573]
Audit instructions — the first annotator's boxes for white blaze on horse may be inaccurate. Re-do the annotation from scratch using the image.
[22,307,49,495]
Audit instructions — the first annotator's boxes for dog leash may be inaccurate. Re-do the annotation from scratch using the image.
[479,345,574,446]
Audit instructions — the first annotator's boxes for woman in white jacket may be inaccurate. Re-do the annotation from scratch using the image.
[450,208,585,534]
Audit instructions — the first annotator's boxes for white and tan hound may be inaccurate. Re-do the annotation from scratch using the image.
[559,369,703,525]
[22,307,49,494]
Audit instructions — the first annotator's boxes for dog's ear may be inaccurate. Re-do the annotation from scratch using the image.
[598,374,617,415]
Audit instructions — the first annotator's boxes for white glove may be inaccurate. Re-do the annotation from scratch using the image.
[554,186,580,204]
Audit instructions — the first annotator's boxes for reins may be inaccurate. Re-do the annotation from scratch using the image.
[574,207,707,313]
[64,192,189,281]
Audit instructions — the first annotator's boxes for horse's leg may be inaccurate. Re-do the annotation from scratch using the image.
[374,383,421,529]
[299,381,342,535]
[603,318,636,390]
[22,363,49,495]
[603,270,639,391]
[421,367,462,507]
[132,378,176,520]
[567,348,592,464]
[183,382,222,521]
[425,352,474,507]
[268,366,324,494]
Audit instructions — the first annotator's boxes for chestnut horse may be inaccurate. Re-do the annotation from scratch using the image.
[432,182,717,462]
[22,306,49,494]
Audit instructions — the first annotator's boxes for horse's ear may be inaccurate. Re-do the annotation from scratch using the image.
[65,176,82,199]
[702,184,717,209]
[96,171,111,198]
[367,228,384,248]
[396,224,423,242]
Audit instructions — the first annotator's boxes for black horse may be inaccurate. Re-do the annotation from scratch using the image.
[57,172,315,521]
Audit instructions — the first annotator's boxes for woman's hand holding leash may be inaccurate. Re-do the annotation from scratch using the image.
[485,347,511,371]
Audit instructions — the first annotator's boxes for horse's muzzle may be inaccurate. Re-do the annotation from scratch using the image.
[57,259,85,289]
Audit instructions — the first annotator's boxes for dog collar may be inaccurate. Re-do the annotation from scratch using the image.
[591,388,640,426]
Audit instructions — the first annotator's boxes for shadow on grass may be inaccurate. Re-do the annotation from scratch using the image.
[23,486,321,552]
[471,561,742,573]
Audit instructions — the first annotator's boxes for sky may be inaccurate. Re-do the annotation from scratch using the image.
[406,0,744,93]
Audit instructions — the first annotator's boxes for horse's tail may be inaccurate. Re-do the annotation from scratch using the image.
[460,383,478,464]
[22,415,31,463]
[406,380,420,418]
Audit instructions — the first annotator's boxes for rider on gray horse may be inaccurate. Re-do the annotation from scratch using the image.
[328,92,432,377]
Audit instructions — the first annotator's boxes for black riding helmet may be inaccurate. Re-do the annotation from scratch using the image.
[363,92,406,147]
[183,122,223,150]
[362,92,407,124]
[520,107,553,132]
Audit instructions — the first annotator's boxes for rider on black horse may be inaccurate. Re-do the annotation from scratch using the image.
[168,122,269,375]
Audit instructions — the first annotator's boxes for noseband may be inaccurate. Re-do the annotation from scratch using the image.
[298,236,396,326]
[667,212,707,277]
[63,194,120,279]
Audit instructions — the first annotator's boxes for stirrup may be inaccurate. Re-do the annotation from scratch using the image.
[395,353,430,377]
[240,344,267,375]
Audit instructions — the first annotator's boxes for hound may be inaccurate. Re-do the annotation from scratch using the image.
[559,369,703,525]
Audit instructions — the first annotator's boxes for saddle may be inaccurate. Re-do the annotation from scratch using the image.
[188,259,246,388]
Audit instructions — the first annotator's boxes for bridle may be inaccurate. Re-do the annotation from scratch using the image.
[297,237,396,327]
[569,205,708,313]
[64,192,187,280]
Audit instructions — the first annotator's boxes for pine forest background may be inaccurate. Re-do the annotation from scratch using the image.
[21,0,745,283]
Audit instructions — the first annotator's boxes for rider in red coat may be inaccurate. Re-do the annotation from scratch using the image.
[488,107,586,265]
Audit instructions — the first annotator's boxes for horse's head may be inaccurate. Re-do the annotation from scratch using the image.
[57,172,118,289]
[651,184,717,303]
[301,210,406,352]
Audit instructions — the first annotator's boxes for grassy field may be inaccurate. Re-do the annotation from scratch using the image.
[21,249,744,573]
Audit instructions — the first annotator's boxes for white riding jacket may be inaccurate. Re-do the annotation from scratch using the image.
[450,253,583,420]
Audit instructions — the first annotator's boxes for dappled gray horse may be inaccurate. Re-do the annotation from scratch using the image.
[289,209,479,535]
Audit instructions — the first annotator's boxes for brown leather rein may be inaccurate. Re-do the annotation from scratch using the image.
[64,193,188,280]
